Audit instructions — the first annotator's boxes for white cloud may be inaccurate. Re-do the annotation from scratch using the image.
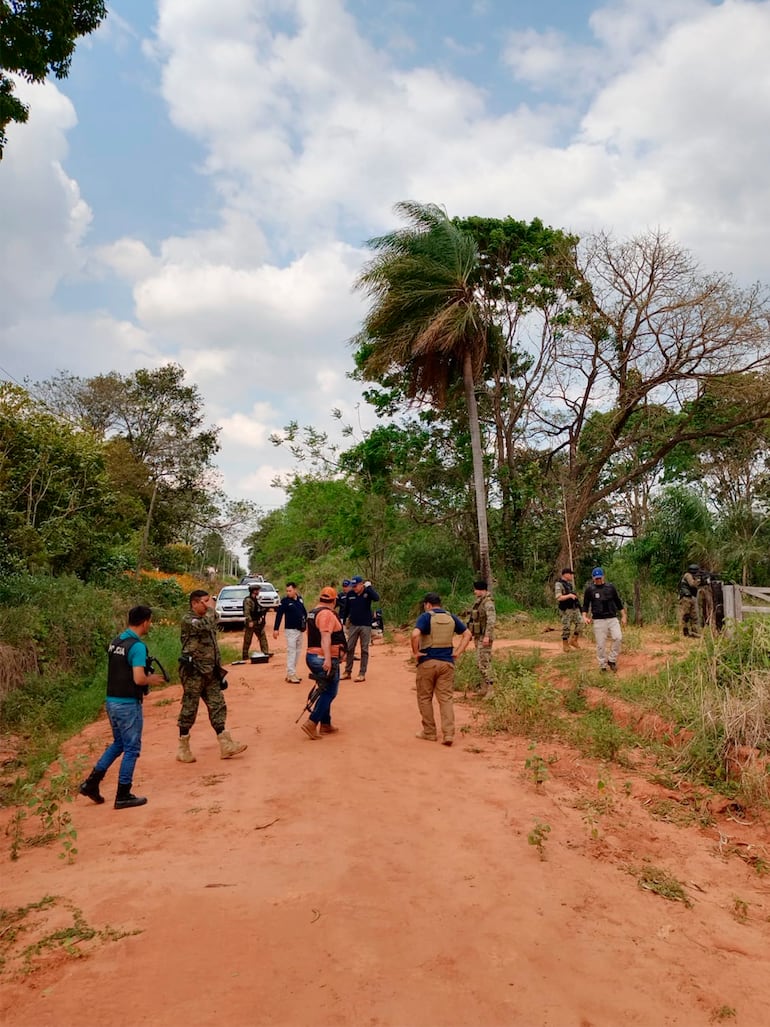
[6,0,770,520]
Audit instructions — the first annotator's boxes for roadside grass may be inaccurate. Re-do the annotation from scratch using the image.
[474,619,770,806]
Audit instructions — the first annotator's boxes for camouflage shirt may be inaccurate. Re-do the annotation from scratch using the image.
[242,595,267,626]
[468,593,496,640]
[180,607,220,673]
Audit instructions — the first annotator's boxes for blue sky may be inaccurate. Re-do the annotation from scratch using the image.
[1,0,768,528]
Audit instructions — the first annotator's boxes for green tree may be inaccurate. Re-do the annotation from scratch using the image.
[0,382,122,573]
[354,202,493,582]
[34,365,221,570]
[0,0,106,156]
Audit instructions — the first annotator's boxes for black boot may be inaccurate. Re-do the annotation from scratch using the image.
[114,782,147,809]
[79,768,106,804]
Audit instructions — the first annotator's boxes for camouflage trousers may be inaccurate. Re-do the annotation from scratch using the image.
[242,621,269,659]
[560,608,583,641]
[178,669,227,735]
[474,637,494,688]
[679,597,699,637]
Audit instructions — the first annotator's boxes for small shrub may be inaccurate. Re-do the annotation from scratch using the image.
[627,863,693,908]
[527,820,551,860]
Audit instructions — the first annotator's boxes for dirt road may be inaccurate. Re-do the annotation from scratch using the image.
[2,631,770,1026]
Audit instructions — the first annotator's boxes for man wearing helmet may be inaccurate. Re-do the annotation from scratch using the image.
[242,583,270,660]
[678,564,701,638]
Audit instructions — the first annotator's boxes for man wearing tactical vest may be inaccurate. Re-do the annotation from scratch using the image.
[242,583,270,660]
[678,564,701,637]
[555,567,583,651]
[78,605,166,809]
[300,586,347,740]
[411,592,472,746]
[467,579,496,696]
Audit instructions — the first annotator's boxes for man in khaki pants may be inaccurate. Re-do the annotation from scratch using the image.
[411,592,471,747]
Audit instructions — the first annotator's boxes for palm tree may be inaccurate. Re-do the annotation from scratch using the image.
[354,202,492,583]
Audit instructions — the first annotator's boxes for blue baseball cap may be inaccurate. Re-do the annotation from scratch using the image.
[342,579,351,587]
[350,576,364,585]
[592,567,604,578]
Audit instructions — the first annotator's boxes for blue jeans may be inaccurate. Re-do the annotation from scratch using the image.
[95,700,143,785]
[305,655,340,725]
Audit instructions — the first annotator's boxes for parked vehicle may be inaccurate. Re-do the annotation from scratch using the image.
[240,573,264,585]
[253,582,280,608]
[215,585,250,625]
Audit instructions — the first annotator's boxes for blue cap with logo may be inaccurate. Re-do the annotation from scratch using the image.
[342,579,351,587]
[350,576,364,585]
[592,567,604,579]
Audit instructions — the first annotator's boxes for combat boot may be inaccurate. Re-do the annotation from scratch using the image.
[176,734,196,763]
[114,782,147,809]
[569,636,580,649]
[79,768,106,804]
[562,640,570,652]
[218,730,247,759]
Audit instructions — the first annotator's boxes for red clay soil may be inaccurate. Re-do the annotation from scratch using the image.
[3,628,770,1026]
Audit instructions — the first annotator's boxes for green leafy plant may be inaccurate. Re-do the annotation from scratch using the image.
[528,820,551,860]
[525,744,550,787]
[8,761,81,863]
[627,863,693,908]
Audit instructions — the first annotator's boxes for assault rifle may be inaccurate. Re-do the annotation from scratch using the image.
[295,680,323,723]
[146,655,169,682]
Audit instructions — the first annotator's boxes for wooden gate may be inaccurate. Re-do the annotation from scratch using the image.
[722,585,770,623]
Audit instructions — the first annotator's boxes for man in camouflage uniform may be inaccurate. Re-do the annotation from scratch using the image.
[467,579,496,696]
[177,589,247,763]
[678,564,701,638]
[242,583,270,659]
[555,567,583,651]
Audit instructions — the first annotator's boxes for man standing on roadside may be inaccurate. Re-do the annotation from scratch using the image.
[177,590,247,763]
[678,564,701,638]
[79,605,166,809]
[273,581,308,683]
[467,579,496,696]
[342,575,380,682]
[555,568,583,651]
[242,583,270,660]
[411,592,472,747]
[300,586,347,740]
[582,568,627,673]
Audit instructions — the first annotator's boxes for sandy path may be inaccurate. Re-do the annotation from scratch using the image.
[2,632,770,1026]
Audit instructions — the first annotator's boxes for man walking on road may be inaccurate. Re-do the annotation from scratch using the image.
[342,576,380,682]
[582,568,627,673]
[273,582,308,682]
[177,590,247,763]
[411,592,471,746]
[242,583,270,660]
[467,579,496,696]
[555,568,583,651]
[300,586,347,740]
[79,605,166,809]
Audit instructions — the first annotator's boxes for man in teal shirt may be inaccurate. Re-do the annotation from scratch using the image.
[79,605,166,809]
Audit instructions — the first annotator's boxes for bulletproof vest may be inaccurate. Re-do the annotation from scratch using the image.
[679,575,697,599]
[421,611,455,649]
[556,578,579,609]
[106,635,145,702]
[306,605,346,652]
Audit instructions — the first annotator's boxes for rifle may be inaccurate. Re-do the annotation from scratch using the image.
[146,655,169,682]
[295,681,322,723]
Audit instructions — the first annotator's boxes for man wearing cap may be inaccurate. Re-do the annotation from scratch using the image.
[411,593,472,746]
[242,583,270,661]
[582,568,627,672]
[300,586,347,740]
[342,576,380,682]
[555,568,583,651]
[678,564,701,637]
[467,579,496,696]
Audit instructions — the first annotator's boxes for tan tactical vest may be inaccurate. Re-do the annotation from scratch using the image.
[420,611,455,649]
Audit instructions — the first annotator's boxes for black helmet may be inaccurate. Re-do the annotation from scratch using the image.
[688,564,699,573]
